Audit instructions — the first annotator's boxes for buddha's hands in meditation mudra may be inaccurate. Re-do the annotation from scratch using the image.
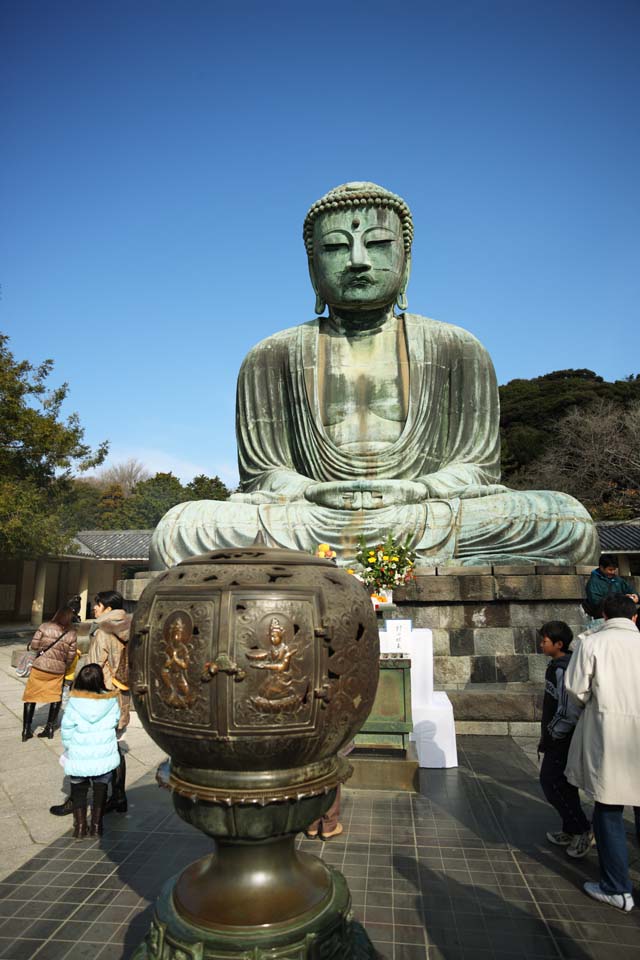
[304,479,427,510]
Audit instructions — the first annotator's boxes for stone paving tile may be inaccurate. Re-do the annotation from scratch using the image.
[0,738,638,957]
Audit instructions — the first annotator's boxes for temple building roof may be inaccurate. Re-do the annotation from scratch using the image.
[70,530,153,562]
[597,520,640,554]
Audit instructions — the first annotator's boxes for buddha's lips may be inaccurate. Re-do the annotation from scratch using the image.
[346,276,374,287]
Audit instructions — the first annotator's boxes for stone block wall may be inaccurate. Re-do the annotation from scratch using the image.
[385,565,639,735]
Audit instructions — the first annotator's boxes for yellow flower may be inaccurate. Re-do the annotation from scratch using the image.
[347,568,355,574]
[318,543,330,552]
[392,556,399,562]
[367,558,375,564]
[382,555,389,561]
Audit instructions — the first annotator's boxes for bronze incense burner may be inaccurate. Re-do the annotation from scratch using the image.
[130,547,379,959]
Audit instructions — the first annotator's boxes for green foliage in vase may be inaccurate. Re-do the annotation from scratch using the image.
[354,533,416,593]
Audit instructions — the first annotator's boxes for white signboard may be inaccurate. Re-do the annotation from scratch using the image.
[380,619,412,657]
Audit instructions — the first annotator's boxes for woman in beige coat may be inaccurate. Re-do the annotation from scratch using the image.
[22,607,78,741]
[565,593,640,912]
[87,590,131,813]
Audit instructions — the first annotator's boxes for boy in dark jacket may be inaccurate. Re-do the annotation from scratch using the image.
[538,620,593,859]
[585,554,638,618]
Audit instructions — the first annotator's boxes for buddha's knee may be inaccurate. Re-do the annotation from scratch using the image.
[150,500,261,570]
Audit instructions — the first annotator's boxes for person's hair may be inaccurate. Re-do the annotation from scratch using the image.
[50,606,76,630]
[602,593,637,621]
[538,620,573,651]
[67,595,81,614]
[74,663,108,694]
[599,554,617,569]
[94,590,124,611]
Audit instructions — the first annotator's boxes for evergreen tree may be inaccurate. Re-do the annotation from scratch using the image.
[499,369,640,478]
[0,334,107,556]
[127,473,187,527]
[97,482,135,529]
[185,474,230,501]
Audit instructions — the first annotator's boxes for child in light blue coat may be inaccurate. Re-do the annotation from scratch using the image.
[61,664,120,839]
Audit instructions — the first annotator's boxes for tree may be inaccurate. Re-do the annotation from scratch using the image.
[0,334,108,556]
[185,474,231,501]
[61,470,231,531]
[499,369,640,478]
[126,473,187,527]
[511,399,640,520]
[60,479,104,531]
[96,458,150,496]
[97,482,135,529]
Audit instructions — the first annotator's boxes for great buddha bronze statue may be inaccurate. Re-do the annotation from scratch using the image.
[150,182,598,569]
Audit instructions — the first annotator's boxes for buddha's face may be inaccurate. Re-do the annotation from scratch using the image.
[311,206,407,311]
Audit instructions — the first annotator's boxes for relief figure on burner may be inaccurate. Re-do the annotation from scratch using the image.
[160,613,197,709]
[246,617,304,711]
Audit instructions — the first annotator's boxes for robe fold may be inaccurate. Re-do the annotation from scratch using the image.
[236,314,502,497]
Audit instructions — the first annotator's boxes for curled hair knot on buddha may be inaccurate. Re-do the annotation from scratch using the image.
[303,181,414,257]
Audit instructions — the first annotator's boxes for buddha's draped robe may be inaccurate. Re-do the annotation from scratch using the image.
[150,314,598,569]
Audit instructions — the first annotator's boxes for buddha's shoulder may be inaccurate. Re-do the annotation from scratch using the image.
[241,320,319,363]
[404,313,488,349]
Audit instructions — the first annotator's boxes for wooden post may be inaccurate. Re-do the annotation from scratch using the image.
[30,560,47,626]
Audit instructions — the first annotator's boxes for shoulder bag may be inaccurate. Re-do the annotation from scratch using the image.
[15,629,69,679]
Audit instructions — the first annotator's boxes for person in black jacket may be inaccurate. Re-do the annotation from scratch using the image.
[538,620,593,859]
[584,554,638,619]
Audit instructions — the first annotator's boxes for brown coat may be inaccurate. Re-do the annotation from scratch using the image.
[87,609,131,690]
[30,622,78,675]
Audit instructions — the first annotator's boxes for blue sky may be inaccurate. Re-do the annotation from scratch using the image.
[2,0,639,487]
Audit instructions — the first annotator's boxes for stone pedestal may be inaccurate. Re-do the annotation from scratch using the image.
[385,564,636,736]
[356,657,412,750]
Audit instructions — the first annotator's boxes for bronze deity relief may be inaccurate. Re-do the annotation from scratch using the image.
[159,610,198,709]
[231,598,316,731]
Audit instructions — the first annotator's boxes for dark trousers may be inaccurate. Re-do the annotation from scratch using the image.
[593,803,640,895]
[540,737,590,835]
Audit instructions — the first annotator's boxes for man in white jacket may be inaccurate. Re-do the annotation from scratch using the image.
[565,593,640,912]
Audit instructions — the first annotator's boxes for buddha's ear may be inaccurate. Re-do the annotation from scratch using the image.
[396,252,411,313]
[308,259,326,315]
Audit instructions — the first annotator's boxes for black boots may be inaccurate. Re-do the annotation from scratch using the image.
[50,796,73,816]
[106,747,127,813]
[21,703,35,741]
[90,782,108,837]
[70,781,109,838]
[71,781,89,840]
[22,700,61,742]
[37,701,62,739]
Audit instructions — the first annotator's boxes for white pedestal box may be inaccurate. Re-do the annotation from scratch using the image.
[379,621,458,769]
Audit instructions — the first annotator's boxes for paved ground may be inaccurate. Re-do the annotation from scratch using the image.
[0,633,639,959]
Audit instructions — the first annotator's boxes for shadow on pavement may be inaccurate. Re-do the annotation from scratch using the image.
[0,738,638,960]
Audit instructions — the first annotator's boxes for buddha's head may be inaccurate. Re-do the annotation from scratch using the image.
[304,182,413,315]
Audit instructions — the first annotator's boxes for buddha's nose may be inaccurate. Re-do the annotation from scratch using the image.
[348,237,371,270]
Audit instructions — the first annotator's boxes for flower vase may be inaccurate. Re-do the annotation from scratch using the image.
[370,588,393,610]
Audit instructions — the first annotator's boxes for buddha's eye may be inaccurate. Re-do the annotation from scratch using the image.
[322,242,349,253]
[366,239,393,248]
